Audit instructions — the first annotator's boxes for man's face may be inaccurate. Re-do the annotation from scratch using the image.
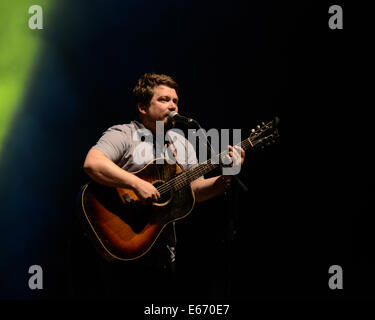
[140,85,179,131]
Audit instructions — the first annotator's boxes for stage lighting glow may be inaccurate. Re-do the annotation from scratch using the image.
[0,1,52,156]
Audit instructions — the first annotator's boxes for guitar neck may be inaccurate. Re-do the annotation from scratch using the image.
[168,137,254,191]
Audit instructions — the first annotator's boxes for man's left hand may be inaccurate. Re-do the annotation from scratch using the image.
[221,145,245,190]
[228,145,245,167]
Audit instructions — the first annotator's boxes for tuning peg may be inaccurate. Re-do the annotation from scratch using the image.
[256,125,261,129]
[262,122,265,126]
[251,129,256,133]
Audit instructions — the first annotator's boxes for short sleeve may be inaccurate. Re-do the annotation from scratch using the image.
[92,125,129,163]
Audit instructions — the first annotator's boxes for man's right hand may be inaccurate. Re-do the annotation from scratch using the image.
[84,149,161,204]
[133,178,160,204]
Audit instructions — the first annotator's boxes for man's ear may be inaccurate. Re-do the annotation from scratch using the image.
[137,103,147,115]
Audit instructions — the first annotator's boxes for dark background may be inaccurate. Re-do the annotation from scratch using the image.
[0,0,372,301]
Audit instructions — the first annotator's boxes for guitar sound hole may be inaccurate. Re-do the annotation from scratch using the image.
[153,181,172,204]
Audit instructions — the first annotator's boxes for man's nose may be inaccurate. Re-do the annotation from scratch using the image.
[168,103,177,111]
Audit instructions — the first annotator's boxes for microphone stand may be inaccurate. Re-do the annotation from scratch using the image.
[184,118,248,297]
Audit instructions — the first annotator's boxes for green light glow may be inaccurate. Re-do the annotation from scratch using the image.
[0,1,52,156]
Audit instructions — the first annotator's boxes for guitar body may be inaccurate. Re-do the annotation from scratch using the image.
[78,158,195,262]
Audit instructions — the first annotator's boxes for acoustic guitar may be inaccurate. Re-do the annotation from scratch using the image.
[77,119,279,261]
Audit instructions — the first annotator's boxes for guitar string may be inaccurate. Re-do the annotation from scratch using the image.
[156,138,255,196]
[156,138,253,195]
[156,143,241,195]
[169,124,276,192]
[155,123,276,196]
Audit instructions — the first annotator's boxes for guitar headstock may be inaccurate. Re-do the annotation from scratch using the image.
[249,117,280,149]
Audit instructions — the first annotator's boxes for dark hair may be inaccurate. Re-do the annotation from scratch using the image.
[133,73,179,113]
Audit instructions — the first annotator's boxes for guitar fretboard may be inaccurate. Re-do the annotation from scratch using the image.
[157,137,254,194]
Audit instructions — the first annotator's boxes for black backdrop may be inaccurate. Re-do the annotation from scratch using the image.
[0,0,372,302]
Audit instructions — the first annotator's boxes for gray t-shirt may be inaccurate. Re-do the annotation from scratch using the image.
[92,120,198,172]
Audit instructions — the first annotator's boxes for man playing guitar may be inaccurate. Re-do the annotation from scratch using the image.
[81,73,244,298]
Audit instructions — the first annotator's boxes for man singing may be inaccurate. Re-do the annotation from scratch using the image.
[82,72,244,298]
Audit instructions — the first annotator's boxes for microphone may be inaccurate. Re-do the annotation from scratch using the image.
[168,111,195,125]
